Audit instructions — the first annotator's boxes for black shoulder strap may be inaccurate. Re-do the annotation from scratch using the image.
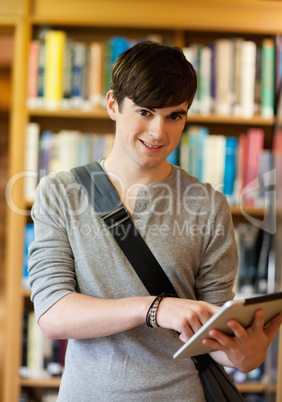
[71,162,176,296]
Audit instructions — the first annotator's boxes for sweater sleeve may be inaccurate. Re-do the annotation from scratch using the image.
[28,174,77,321]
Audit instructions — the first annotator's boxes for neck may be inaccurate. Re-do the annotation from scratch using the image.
[103,155,172,213]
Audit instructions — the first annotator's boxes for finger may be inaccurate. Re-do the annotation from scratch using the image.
[179,326,195,343]
[226,319,249,341]
[250,309,265,332]
[202,333,230,354]
[264,313,282,340]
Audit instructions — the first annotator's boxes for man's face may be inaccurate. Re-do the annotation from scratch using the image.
[108,94,188,172]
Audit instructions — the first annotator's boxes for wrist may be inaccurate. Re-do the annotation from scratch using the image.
[146,293,168,328]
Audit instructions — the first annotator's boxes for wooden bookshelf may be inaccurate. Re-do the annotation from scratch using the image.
[2,1,282,401]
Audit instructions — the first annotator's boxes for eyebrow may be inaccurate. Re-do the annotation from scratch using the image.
[137,105,188,115]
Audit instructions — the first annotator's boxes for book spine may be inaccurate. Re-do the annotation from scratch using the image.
[223,137,238,202]
[215,39,234,115]
[37,40,46,107]
[261,38,275,118]
[22,224,34,290]
[26,40,40,108]
[89,42,105,107]
[240,41,257,117]
[24,122,40,202]
[198,46,212,115]
[61,38,73,109]
[45,30,66,109]
[71,41,88,108]
[243,128,265,206]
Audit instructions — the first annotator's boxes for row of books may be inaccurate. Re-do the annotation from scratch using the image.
[26,31,147,110]
[26,30,282,117]
[24,122,114,202]
[185,36,281,118]
[233,223,271,295]
[168,125,271,208]
[25,122,271,208]
[20,310,67,379]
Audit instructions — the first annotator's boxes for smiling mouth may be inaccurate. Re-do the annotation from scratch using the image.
[140,140,162,149]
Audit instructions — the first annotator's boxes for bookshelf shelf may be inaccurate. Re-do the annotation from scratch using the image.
[237,381,268,394]
[27,106,109,119]
[187,114,275,127]
[20,376,61,388]
[230,206,265,216]
[27,108,276,126]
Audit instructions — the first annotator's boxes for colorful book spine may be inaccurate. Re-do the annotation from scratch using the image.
[223,137,238,201]
[167,145,179,165]
[243,128,265,206]
[45,30,66,109]
[261,38,275,118]
[22,224,35,290]
[26,40,40,108]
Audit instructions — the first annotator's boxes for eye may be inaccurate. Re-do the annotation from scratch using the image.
[138,109,151,117]
[169,113,181,120]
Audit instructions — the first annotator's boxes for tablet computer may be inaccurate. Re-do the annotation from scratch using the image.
[173,291,282,359]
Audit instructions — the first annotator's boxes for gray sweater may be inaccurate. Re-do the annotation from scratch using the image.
[29,164,238,401]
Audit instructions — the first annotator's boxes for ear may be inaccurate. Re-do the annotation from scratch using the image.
[106,91,118,121]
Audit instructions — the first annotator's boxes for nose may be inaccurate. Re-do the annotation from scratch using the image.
[148,116,165,140]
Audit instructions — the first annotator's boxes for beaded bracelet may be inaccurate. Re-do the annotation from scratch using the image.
[146,293,167,328]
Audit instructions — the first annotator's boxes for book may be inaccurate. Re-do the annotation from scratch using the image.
[233,38,244,116]
[202,134,226,191]
[26,40,40,108]
[26,311,45,378]
[254,46,262,116]
[240,41,257,117]
[71,41,88,108]
[233,133,247,205]
[183,44,200,114]
[24,122,40,202]
[89,41,105,107]
[242,128,265,206]
[61,38,73,109]
[261,38,275,118]
[22,224,34,290]
[235,223,261,294]
[167,145,179,165]
[275,35,282,112]
[223,137,238,202]
[37,39,46,107]
[39,130,54,178]
[179,130,189,172]
[45,30,66,109]
[214,39,234,115]
[198,45,212,114]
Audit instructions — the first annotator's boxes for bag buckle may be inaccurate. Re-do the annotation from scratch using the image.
[103,206,130,229]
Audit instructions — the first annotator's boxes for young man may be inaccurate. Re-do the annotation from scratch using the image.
[29,41,282,401]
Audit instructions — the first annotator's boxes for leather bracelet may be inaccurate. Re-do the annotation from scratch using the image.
[146,293,167,328]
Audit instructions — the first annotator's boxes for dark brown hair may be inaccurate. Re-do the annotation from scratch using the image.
[110,41,197,111]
